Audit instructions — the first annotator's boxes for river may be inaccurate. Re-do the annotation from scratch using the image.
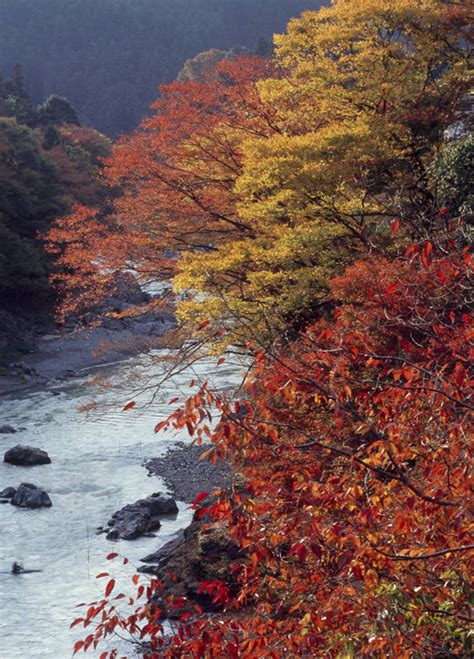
[0,353,241,658]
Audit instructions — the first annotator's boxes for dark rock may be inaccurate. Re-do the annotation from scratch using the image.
[4,445,51,466]
[140,518,242,619]
[11,483,52,508]
[106,528,120,540]
[0,486,17,498]
[105,493,178,541]
[0,499,9,504]
[0,425,17,434]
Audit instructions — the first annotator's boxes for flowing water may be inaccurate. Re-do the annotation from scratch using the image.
[0,353,242,658]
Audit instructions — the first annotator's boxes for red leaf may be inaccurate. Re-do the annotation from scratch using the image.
[168,396,180,405]
[122,401,136,411]
[193,491,209,506]
[96,573,109,579]
[217,357,226,366]
[386,283,399,295]
[106,552,118,561]
[437,207,449,217]
[70,618,84,629]
[296,544,307,562]
[390,219,400,234]
[454,363,465,386]
[73,641,84,655]
[99,653,109,659]
[154,420,168,434]
[196,319,210,331]
[105,579,115,597]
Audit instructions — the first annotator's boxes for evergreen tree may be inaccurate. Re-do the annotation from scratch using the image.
[37,95,81,126]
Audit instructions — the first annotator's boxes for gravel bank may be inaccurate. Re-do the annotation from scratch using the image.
[145,442,232,503]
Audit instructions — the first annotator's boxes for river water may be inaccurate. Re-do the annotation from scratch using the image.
[0,353,241,658]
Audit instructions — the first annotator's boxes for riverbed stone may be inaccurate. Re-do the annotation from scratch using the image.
[0,425,17,434]
[0,486,17,498]
[4,445,52,466]
[106,493,178,540]
[11,483,52,508]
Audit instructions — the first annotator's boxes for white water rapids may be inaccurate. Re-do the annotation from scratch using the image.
[0,354,242,658]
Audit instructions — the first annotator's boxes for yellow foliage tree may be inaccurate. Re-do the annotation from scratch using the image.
[175,0,471,344]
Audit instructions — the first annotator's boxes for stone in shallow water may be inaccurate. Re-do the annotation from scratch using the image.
[0,486,17,498]
[4,445,51,466]
[0,425,17,434]
[106,493,178,541]
[10,483,52,508]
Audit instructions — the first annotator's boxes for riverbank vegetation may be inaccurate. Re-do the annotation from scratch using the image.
[48,0,472,656]
[0,68,110,325]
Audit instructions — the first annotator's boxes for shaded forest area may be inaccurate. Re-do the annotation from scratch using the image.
[0,0,324,135]
[0,67,110,343]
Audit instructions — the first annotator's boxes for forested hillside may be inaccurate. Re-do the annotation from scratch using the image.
[0,0,324,135]
[0,68,110,327]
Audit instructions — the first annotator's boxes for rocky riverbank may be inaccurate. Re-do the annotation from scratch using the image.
[145,442,232,504]
[0,277,176,396]
[137,442,241,620]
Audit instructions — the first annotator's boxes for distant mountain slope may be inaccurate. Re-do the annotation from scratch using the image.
[0,0,324,135]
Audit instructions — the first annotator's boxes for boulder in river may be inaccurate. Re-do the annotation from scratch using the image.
[106,493,178,541]
[0,425,17,434]
[11,483,52,508]
[4,445,51,466]
[0,486,17,498]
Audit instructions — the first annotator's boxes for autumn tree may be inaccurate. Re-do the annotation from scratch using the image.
[47,56,278,320]
[73,221,473,657]
[50,2,471,346]
[61,2,473,657]
[174,0,472,341]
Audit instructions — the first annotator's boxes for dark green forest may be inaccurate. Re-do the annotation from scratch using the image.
[0,0,323,135]
[0,69,110,320]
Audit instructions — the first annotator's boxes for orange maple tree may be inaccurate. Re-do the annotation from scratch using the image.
[46,56,276,319]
